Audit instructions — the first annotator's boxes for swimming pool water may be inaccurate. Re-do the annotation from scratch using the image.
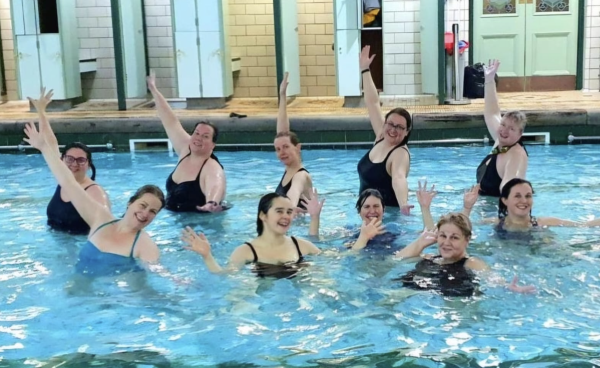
[1,145,600,367]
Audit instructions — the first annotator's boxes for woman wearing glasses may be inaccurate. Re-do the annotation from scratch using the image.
[357,46,413,215]
[30,89,110,234]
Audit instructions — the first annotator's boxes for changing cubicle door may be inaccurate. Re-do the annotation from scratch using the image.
[175,32,201,97]
[199,31,228,98]
[277,0,300,96]
[419,0,438,94]
[38,34,66,98]
[16,35,41,99]
[120,0,147,98]
[334,0,361,96]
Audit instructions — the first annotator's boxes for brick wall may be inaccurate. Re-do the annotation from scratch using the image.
[584,0,600,91]
[0,0,17,100]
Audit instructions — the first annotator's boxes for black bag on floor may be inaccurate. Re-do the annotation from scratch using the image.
[463,63,498,99]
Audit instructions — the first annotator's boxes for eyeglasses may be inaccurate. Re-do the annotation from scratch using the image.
[385,122,407,132]
[64,155,88,165]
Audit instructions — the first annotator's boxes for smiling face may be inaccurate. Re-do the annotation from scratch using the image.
[502,183,534,219]
[126,193,162,229]
[190,124,216,155]
[496,116,523,147]
[437,223,470,262]
[259,197,295,235]
[383,113,409,146]
[274,136,301,166]
[62,147,90,179]
[359,195,384,223]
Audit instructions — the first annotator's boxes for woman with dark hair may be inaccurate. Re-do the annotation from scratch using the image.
[395,212,536,296]
[24,123,165,276]
[182,193,320,278]
[274,72,313,209]
[147,72,226,213]
[492,178,600,231]
[29,89,110,234]
[357,46,413,215]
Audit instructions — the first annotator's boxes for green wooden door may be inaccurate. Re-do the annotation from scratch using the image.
[473,0,579,91]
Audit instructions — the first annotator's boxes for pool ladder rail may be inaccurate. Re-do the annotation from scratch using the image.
[568,134,600,143]
[0,142,114,151]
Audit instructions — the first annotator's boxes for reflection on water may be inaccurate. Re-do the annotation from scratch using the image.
[0,146,599,365]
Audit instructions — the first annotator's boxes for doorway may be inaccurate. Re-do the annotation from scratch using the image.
[472,0,581,92]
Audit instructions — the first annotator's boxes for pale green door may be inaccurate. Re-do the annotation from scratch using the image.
[473,0,579,91]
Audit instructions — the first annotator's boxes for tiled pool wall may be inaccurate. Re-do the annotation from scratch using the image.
[1,110,599,152]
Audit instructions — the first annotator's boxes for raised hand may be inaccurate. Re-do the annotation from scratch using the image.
[359,217,386,240]
[359,45,376,70]
[196,202,223,213]
[415,228,438,248]
[302,188,325,218]
[484,59,500,81]
[463,184,480,211]
[27,87,54,113]
[279,71,289,96]
[181,226,212,258]
[146,69,157,92]
[23,122,48,151]
[507,275,537,294]
[416,180,437,209]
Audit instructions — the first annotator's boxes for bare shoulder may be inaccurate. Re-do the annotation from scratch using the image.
[465,257,489,271]
[295,237,320,255]
[204,158,225,174]
[231,242,254,263]
[135,232,160,263]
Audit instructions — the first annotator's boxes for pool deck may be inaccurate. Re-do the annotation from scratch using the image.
[0,90,599,148]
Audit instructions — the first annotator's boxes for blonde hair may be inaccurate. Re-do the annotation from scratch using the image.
[436,212,472,239]
[503,110,527,131]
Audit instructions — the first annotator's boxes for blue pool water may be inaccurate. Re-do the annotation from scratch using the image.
[1,145,600,366]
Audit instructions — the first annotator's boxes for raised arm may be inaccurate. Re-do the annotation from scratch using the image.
[303,188,325,237]
[462,184,480,218]
[500,152,528,190]
[197,161,227,212]
[28,88,60,156]
[285,171,311,211]
[483,60,502,142]
[394,229,437,259]
[360,46,385,139]
[390,149,412,214]
[147,71,190,154]
[277,72,290,134]
[536,217,584,227]
[182,227,228,273]
[23,123,112,229]
[586,218,600,227]
[416,180,436,230]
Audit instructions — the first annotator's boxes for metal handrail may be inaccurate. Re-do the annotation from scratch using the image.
[568,134,600,143]
[0,142,114,151]
[216,137,491,148]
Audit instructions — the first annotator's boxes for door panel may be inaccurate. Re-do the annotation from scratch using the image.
[278,0,300,96]
[530,32,570,75]
[199,31,225,97]
[16,35,41,99]
[38,34,66,98]
[120,0,147,98]
[479,34,521,77]
[175,32,201,97]
[420,0,438,94]
[198,0,221,32]
[172,0,197,32]
[335,29,360,96]
[335,0,359,30]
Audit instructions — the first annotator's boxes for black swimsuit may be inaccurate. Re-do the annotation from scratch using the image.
[275,168,309,208]
[495,217,539,242]
[47,184,98,235]
[476,142,526,197]
[244,237,306,279]
[165,152,223,212]
[357,139,410,207]
[396,256,478,297]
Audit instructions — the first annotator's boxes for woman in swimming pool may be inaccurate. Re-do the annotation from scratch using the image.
[274,72,313,209]
[147,71,226,213]
[24,122,164,276]
[489,178,600,231]
[29,88,110,234]
[395,212,536,296]
[357,45,413,215]
[182,192,320,277]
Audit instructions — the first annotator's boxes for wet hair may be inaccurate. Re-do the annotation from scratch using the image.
[498,178,534,219]
[355,188,385,213]
[256,192,288,236]
[502,110,527,131]
[275,131,300,146]
[127,184,166,210]
[385,107,412,146]
[193,121,219,143]
[436,212,472,240]
[61,142,96,180]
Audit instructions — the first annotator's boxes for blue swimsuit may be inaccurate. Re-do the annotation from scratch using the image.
[75,219,143,277]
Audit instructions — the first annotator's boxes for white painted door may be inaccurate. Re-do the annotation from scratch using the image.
[419,0,438,94]
[277,0,301,96]
[38,34,66,98]
[16,35,41,99]
[120,0,147,98]
[175,32,201,97]
[172,0,197,32]
[198,0,221,32]
[334,0,360,96]
[199,31,226,97]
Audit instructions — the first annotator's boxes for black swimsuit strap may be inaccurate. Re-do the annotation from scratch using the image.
[383,144,406,162]
[83,183,98,191]
[245,242,258,263]
[291,236,302,258]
